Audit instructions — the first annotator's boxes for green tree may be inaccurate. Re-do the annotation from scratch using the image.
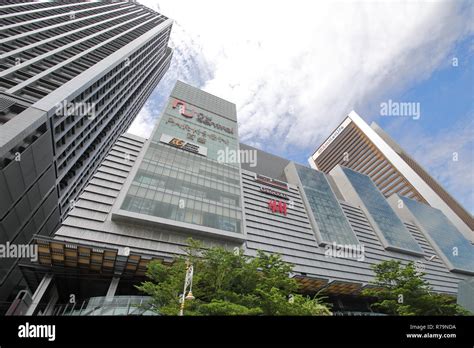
[137,239,331,316]
[362,260,469,316]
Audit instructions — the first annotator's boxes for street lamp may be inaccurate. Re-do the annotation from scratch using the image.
[179,261,194,316]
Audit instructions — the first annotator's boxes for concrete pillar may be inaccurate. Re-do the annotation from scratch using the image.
[105,277,120,301]
[25,273,54,316]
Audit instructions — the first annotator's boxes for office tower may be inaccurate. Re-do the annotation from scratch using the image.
[308,111,473,242]
[0,1,173,311]
[11,82,472,316]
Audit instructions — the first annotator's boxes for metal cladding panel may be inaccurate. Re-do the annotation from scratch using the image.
[239,143,290,182]
[457,278,474,313]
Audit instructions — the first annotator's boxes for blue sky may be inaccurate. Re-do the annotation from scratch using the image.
[130,0,473,214]
[367,35,474,213]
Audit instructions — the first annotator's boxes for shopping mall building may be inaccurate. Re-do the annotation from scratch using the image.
[8,81,474,316]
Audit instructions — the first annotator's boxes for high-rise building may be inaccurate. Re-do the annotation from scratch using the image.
[308,111,474,242]
[10,82,473,316]
[0,1,173,311]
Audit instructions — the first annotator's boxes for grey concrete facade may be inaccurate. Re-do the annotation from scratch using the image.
[0,1,173,312]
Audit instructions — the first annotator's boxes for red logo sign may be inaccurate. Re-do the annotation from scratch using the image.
[171,99,234,134]
[172,99,193,118]
[255,174,288,191]
[268,200,287,215]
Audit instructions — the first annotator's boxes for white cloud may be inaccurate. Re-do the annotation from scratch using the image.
[127,99,154,139]
[392,117,474,213]
[134,0,472,152]
[128,18,213,139]
[130,0,473,211]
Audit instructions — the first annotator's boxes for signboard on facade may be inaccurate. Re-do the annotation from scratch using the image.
[312,117,352,160]
[172,99,234,135]
[160,133,208,157]
[255,174,289,191]
[260,186,289,200]
[268,200,287,215]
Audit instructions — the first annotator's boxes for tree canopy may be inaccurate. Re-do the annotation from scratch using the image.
[137,239,332,316]
[362,260,469,316]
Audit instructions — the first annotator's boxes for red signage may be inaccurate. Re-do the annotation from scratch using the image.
[255,174,288,191]
[268,200,287,215]
[172,99,193,118]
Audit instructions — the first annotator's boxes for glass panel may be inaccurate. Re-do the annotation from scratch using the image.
[295,164,359,246]
[342,168,422,254]
[400,197,474,274]
[120,89,242,234]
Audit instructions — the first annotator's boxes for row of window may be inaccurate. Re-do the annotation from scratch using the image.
[145,142,240,183]
[55,29,171,174]
[7,12,154,96]
[0,2,66,16]
[0,2,105,28]
[131,166,241,206]
[56,42,169,177]
[0,6,137,56]
[59,48,171,213]
[122,195,242,234]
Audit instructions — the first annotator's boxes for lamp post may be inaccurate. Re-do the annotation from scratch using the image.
[179,261,195,316]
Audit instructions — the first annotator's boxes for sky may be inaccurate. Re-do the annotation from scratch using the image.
[128,0,474,213]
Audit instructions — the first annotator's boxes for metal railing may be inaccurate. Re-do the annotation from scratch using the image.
[54,295,158,316]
